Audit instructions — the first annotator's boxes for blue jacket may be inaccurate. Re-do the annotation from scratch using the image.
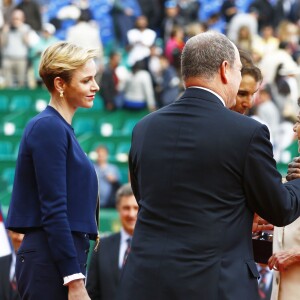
[6,106,98,276]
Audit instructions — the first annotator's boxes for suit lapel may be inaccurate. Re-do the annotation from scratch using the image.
[110,233,121,284]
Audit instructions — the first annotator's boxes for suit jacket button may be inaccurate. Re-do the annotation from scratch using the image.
[84,263,87,268]
[21,256,25,263]
[85,249,89,254]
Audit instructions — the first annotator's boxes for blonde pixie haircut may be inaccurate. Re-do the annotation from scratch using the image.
[39,41,99,92]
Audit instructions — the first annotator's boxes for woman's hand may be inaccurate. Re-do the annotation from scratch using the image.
[268,248,300,272]
[68,279,91,300]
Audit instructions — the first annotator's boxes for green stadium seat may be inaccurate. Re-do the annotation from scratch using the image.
[0,141,14,160]
[98,112,124,136]
[13,142,20,159]
[0,190,12,218]
[9,95,32,111]
[73,118,96,135]
[91,94,105,111]
[115,141,131,162]
[1,167,15,189]
[118,164,129,184]
[31,88,50,101]
[121,118,140,136]
[0,95,9,111]
[99,208,121,233]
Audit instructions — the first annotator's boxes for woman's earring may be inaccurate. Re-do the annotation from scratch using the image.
[60,90,64,98]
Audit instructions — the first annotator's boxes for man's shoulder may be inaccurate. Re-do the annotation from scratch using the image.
[0,254,12,270]
[226,109,265,130]
[101,232,120,244]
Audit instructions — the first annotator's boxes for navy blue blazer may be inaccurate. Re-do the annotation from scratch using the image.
[6,106,98,277]
[117,88,300,300]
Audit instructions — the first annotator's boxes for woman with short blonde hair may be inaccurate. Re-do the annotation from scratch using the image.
[6,41,100,300]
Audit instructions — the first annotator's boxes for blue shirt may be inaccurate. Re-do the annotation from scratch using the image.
[94,163,121,207]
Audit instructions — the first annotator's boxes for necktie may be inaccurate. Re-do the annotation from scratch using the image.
[9,253,17,291]
[122,238,131,267]
[258,267,268,299]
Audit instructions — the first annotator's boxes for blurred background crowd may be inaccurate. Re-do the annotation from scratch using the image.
[0,0,299,214]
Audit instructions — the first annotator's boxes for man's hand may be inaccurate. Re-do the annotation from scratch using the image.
[286,157,300,181]
[252,213,274,232]
[68,279,90,300]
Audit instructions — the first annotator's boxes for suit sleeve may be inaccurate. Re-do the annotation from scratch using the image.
[243,124,300,226]
[86,251,101,300]
[26,117,80,277]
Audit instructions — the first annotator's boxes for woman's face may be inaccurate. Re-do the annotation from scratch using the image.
[293,112,300,151]
[63,59,99,110]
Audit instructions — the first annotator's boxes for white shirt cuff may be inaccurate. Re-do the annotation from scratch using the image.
[63,273,86,286]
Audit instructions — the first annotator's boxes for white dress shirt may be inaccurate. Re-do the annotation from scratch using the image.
[188,86,226,107]
[118,228,132,269]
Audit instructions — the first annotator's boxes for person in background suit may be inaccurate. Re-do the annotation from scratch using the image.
[5,41,100,300]
[116,31,300,300]
[268,98,300,300]
[257,263,273,300]
[0,230,24,300]
[86,183,138,300]
[231,49,274,298]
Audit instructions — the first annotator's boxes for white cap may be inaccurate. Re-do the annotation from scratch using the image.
[42,23,56,35]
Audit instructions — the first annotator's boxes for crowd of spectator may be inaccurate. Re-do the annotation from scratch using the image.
[0,0,300,159]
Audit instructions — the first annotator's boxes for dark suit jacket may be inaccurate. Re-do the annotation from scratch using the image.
[117,88,300,300]
[0,254,20,300]
[87,233,120,300]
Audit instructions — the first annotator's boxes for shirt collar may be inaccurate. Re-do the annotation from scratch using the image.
[188,86,226,107]
[120,227,132,244]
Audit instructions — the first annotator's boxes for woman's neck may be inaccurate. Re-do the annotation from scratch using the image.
[49,99,75,124]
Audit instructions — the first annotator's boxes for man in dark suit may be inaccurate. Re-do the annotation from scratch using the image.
[257,263,273,300]
[0,230,23,300]
[116,31,300,300]
[86,183,138,300]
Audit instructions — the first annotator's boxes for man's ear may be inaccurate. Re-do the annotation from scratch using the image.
[220,60,229,84]
[53,77,65,93]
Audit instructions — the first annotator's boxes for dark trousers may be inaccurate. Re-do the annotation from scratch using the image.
[15,229,90,300]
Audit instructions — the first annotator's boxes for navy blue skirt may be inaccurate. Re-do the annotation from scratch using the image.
[15,229,90,300]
